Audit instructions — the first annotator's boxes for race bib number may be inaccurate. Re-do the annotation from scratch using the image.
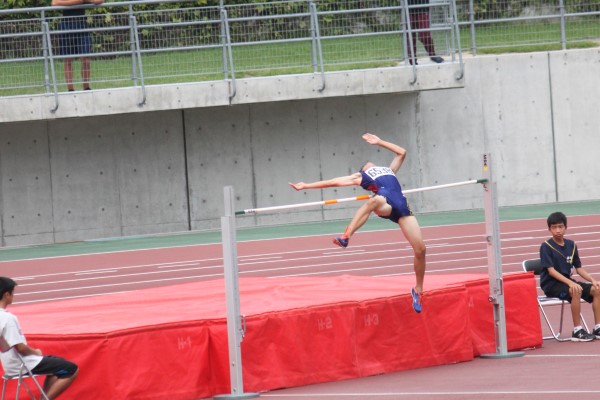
[364,166,395,179]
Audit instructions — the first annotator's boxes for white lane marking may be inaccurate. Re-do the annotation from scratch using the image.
[260,390,600,397]
[15,273,224,297]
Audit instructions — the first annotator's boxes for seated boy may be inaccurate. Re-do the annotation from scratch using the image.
[539,212,600,341]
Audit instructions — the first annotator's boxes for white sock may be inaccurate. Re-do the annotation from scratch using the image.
[573,325,582,333]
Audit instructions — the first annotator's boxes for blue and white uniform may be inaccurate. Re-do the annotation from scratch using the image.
[360,166,413,223]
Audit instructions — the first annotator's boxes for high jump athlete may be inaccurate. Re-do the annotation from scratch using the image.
[289,133,426,312]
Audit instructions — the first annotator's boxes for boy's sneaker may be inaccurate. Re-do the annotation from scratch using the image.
[411,288,422,313]
[332,237,349,248]
[593,327,600,339]
[571,328,595,342]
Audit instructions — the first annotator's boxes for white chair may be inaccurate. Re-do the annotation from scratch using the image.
[522,258,589,341]
[1,352,49,400]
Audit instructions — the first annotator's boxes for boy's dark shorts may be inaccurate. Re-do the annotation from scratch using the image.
[543,279,593,303]
[57,18,92,56]
[31,355,78,378]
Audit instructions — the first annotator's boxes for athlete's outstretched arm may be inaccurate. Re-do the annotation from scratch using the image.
[289,173,361,191]
[363,133,406,173]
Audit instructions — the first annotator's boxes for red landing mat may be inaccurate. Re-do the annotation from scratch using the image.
[6,273,541,400]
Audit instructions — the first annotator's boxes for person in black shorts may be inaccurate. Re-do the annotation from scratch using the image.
[52,0,104,91]
[0,277,78,399]
[539,212,600,341]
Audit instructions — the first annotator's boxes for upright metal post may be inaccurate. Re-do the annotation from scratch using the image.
[309,0,326,92]
[214,187,259,399]
[401,0,418,84]
[558,0,567,51]
[41,20,59,113]
[480,154,524,359]
[468,0,476,55]
[130,14,146,106]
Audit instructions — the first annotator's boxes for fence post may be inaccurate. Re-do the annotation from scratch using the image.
[558,0,567,50]
[41,17,59,112]
[129,14,146,106]
[309,0,326,92]
[400,0,417,84]
[220,7,237,100]
[468,0,476,55]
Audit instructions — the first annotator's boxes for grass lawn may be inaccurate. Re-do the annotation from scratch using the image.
[0,18,598,97]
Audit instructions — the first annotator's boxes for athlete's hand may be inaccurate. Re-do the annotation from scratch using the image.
[362,132,381,145]
[289,182,306,191]
[568,282,583,296]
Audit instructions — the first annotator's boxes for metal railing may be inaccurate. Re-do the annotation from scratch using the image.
[460,0,600,55]
[0,0,462,104]
[1,0,598,103]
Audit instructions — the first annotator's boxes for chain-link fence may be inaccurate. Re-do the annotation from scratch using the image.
[0,0,598,98]
[456,0,600,54]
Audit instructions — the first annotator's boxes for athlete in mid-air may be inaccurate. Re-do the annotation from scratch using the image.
[289,133,426,312]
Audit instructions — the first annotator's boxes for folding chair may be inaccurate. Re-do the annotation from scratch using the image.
[1,352,50,400]
[522,258,589,341]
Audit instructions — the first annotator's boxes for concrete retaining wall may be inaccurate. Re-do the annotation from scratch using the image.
[0,48,598,246]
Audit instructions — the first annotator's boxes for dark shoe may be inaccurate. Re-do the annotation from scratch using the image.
[411,287,422,313]
[571,328,595,342]
[83,86,92,90]
[332,236,349,248]
[409,59,418,66]
[593,327,600,339]
[430,56,444,63]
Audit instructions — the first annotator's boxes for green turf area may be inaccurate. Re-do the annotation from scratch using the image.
[0,199,598,262]
[1,18,598,97]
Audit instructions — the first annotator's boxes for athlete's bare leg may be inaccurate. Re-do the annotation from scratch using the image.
[570,289,583,327]
[343,196,390,238]
[398,215,426,293]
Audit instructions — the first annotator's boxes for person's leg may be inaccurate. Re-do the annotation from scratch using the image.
[415,12,436,57]
[570,288,582,327]
[397,215,426,292]
[344,196,390,239]
[43,375,57,395]
[408,13,419,64]
[64,58,74,91]
[570,282,596,341]
[334,196,390,247]
[44,369,78,400]
[32,356,78,400]
[591,286,600,338]
[591,286,600,325]
[81,57,91,90]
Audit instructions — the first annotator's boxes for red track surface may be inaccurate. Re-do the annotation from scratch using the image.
[3,214,600,399]
[4,215,600,306]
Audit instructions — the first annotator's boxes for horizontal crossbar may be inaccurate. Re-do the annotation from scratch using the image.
[236,178,487,215]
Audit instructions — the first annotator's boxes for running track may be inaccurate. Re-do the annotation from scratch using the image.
[3,214,600,400]
[3,215,600,306]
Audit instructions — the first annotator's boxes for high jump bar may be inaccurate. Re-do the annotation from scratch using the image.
[236,178,488,216]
